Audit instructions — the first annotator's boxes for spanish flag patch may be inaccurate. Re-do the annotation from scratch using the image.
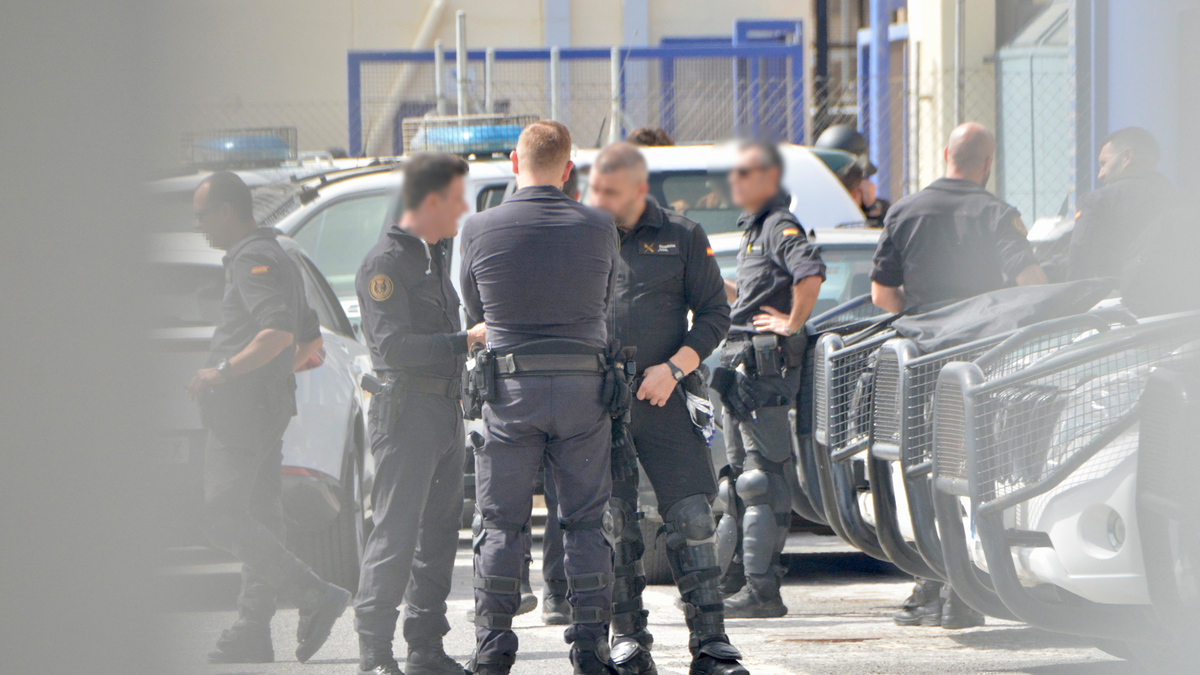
[250,265,270,275]
[706,246,715,256]
[781,227,800,236]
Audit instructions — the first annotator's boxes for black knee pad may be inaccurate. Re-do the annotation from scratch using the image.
[663,493,716,543]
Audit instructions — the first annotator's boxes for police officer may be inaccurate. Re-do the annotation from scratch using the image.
[458,120,621,675]
[870,122,1045,629]
[188,171,350,665]
[1056,126,1177,282]
[870,122,1046,314]
[353,153,486,675]
[815,124,890,225]
[713,142,826,619]
[586,142,746,675]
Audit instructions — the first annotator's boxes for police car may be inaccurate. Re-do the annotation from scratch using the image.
[574,143,869,235]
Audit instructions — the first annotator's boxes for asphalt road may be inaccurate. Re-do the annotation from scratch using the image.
[155,532,1152,675]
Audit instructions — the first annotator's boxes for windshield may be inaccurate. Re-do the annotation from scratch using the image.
[714,246,876,316]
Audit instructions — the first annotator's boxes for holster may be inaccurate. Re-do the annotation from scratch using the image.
[462,348,497,420]
[361,372,408,434]
[751,335,783,379]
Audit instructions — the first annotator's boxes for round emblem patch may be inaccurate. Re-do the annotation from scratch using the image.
[368,274,394,302]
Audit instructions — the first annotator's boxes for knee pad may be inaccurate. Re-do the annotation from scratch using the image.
[736,469,770,507]
[663,494,716,543]
[715,471,739,518]
[604,497,640,548]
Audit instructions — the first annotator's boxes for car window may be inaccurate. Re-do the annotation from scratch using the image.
[290,194,391,298]
[650,170,741,236]
[150,263,225,327]
[476,183,509,211]
[813,248,876,316]
[291,251,355,338]
[712,246,875,316]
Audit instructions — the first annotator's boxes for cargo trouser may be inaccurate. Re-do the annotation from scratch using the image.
[354,391,466,644]
[201,379,319,615]
[472,374,613,669]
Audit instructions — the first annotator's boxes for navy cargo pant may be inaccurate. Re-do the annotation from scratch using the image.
[473,374,613,668]
[202,380,313,621]
[355,391,465,644]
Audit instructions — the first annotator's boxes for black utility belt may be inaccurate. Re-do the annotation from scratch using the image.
[404,374,462,399]
[494,353,606,378]
[724,332,807,377]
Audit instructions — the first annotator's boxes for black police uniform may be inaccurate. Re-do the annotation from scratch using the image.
[458,185,620,673]
[1062,172,1176,282]
[353,223,469,672]
[870,176,1035,630]
[544,198,743,674]
[201,227,349,663]
[871,177,1039,311]
[718,191,825,614]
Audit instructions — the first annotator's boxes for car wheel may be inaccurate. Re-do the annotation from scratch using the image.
[290,434,366,592]
[639,515,674,585]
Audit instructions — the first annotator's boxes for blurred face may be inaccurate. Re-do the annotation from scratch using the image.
[419,174,469,239]
[729,147,781,212]
[192,182,243,250]
[588,168,648,229]
[1097,142,1131,186]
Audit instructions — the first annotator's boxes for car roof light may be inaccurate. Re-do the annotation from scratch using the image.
[182,127,298,169]
[401,114,537,157]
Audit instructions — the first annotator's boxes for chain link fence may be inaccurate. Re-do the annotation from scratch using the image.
[348,45,806,157]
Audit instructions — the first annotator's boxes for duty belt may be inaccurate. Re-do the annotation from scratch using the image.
[495,353,607,377]
[386,373,462,399]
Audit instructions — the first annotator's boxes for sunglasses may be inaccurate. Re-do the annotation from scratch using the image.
[731,165,766,178]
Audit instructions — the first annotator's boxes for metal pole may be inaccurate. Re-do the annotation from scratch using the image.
[955,0,965,125]
[455,10,468,118]
[485,48,495,114]
[550,46,560,121]
[609,46,621,144]
[869,0,891,200]
[434,39,446,116]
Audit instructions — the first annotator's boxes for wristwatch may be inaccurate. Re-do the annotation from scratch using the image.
[216,358,233,381]
[666,359,686,382]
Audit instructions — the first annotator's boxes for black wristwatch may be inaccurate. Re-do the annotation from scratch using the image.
[216,358,233,381]
[666,359,686,382]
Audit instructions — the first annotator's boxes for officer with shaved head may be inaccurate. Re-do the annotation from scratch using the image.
[869,122,1046,630]
[587,142,744,675]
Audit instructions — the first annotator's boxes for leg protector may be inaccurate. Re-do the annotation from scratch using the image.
[663,495,743,665]
[737,461,791,576]
[606,497,655,674]
[714,467,741,575]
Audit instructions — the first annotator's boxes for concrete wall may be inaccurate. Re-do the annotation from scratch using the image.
[906,0,996,191]
[168,0,815,155]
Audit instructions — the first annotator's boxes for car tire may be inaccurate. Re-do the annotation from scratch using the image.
[639,515,674,585]
[290,434,366,593]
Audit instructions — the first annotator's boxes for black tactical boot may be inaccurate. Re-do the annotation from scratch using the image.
[358,635,403,675]
[570,643,619,675]
[611,632,657,675]
[723,571,787,618]
[207,620,274,664]
[940,585,986,630]
[406,638,466,675]
[292,576,352,663]
[466,651,512,675]
[893,578,944,627]
[543,579,571,625]
[718,559,746,597]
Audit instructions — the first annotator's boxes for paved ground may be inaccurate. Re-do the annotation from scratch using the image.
[157,532,1141,675]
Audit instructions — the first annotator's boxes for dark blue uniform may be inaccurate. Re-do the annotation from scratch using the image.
[871,177,1038,311]
[353,224,469,656]
[200,227,327,640]
[1062,172,1175,282]
[721,192,825,614]
[459,185,619,671]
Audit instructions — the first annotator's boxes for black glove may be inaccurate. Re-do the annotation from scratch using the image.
[710,367,756,423]
[610,417,638,482]
[601,340,634,418]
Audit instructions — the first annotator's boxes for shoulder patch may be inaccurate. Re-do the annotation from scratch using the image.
[706,246,714,256]
[250,265,270,275]
[368,274,394,302]
[780,227,800,237]
[1011,216,1028,236]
